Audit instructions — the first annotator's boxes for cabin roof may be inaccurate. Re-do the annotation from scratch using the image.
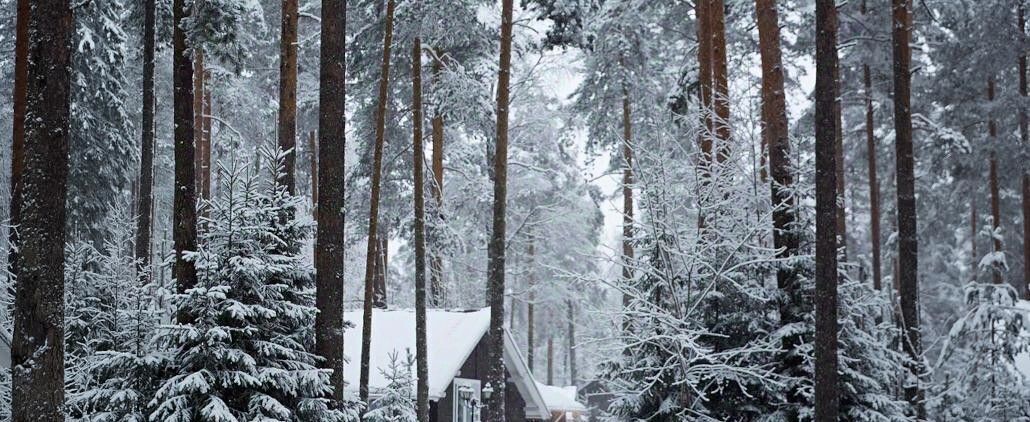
[341,308,550,419]
[536,383,587,412]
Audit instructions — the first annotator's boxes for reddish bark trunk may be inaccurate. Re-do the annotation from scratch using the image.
[315,0,348,403]
[11,0,73,418]
[988,78,1003,285]
[430,53,446,307]
[136,0,157,285]
[360,0,396,404]
[484,0,515,418]
[865,59,882,291]
[892,0,925,416]
[278,0,299,193]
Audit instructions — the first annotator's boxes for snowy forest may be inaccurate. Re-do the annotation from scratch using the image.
[1,0,1030,420]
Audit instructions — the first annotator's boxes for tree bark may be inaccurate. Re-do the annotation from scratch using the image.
[547,336,554,385]
[309,130,318,218]
[756,0,804,414]
[864,55,882,291]
[201,76,212,202]
[360,0,396,404]
[372,231,389,309]
[710,0,731,161]
[315,0,347,403]
[621,82,634,318]
[193,52,205,196]
[814,0,841,418]
[412,34,430,422]
[484,0,514,418]
[430,53,446,307]
[835,57,848,261]
[892,0,925,416]
[567,300,577,386]
[1021,4,1030,299]
[527,240,536,371]
[696,0,713,172]
[136,0,156,286]
[173,0,199,320]
[7,0,28,278]
[278,0,299,194]
[988,78,1003,285]
[10,0,73,418]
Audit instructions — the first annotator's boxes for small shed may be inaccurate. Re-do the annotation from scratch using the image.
[342,308,551,421]
[577,380,614,420]
[536,383,587,421]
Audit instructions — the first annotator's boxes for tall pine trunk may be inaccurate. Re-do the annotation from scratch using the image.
[278,0,299,193]
[309,130,318,216]
[411,34,430,422]
[988,78,1003,285]
[484,0,514,418]
[7,0,28,277]
[710,0,731,161]
[814,0,841,418]
[863,0,881,291]
[621,83,634,314]
[892,0,925,416]
[136,0,156,284]
[315,0,347,403]
[527,240,536,371]
[834,59,848,260]
[10,0,73,418]
[567,300,577,386]
[173,0,199,320]
[430,53,446,306]
[360,0,396,404]
[756,0,803,414]
[1021,4,1030,299]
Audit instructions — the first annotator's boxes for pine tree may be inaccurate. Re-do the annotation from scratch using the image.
[364,351,417,422]
[151,152,355,421]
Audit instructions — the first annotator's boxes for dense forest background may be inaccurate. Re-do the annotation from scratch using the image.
[1,0,1029,420]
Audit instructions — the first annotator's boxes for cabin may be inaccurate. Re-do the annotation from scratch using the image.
[577,380,614,420]
[342,308,551,421]
[535,383,587,421]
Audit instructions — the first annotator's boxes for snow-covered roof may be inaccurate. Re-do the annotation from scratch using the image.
[536,383,588,413]
[341,308,551,419]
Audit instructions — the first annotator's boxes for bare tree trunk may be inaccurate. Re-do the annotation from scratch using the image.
[173,0,199,321]
[315,0,348,403]
[7,0,28,278]
[278,0,299,193]
[567,300,577,386]
[527,240,536,371]
[892,0,925,416]
[484,0,514,418]
[11,0,73,417]
[863,22,882,291]
[814,0,841,418]
[136,0,157,287]
[309,130,318,218]
[756,0,803,415]
[360,0,396,404]
[411,34,430,422]
[972,194,978,282]
[201,77,212,202]
[1021,4,1030,299]
[372,232,389,309]
[621,83,634,318]
[835,58,848,261]
[696,0,713,174]
[547,336,554,385]
[710,0,731,161]
[988,78,1003,285]
[430,53,446,307]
